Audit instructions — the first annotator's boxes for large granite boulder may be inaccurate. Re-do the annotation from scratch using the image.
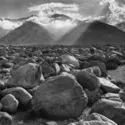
[81,61,107,76]
[91,98,125,125]
[84,113,117,125]
[41,63,55,77]
[83,66,102,77]
[90,61,107,76]
[61,54,80,68]
[77,70,101,91]
[31,74,88,119]
[108,66,125,85]
[98,78,120,93]
[69,113,117,125]
[8,63,44,89]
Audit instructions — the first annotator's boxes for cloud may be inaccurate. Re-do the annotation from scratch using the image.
[28,3,81,39]
[28,3,82,20]
[0,19,22,30]
[100,0,125,24]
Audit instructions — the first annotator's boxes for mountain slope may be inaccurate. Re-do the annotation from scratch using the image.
[0,21,54,45]
[58,21,125,45]
[0,27,11,38]
[115,22,125,32]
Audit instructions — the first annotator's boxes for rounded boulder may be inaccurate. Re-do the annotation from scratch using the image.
[31,74,88,119]
[8,63,44,89]
[1,94,19,113]
[77,70,101,91]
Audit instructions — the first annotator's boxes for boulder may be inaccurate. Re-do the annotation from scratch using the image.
[52,63,60,75]
[31,74,88,119]
[0,112,12,125]
[77,70,101,91]
[28,85,39,96]
[90,66,101,77]
[1,94,19,113]
[0,81,5,90]
[70,69,81,78]
[1,87,32,106]
[0,56,8,66]
[83,66,101,77]
[69,113,118,125]
[13,56,25,64]
[8,63,44,89]
[106,56,120,70]
[70,121,116,125]
[61,54,80,68]
[47,121,58,125]
[2,63,13,68]
[119,89,125,102]
[108,66,125,85]
[90,61,107,76]
[1,69,10,74]
[102,93,122,102]
[98,78,120,93]
[25,58,36,64]
[84,113,117,125]
[60,64,71,73]
[41,63,55,77]
[111,50,123,57]
[85,89,102,106]
[102,93,120,99]
[91,98,125,125]
[86,55,106,63]
[106,62,118,70]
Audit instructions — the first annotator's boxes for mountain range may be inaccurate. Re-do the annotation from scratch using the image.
[58,20,125,45]
[0,14,125,45]
[0,21,54,45]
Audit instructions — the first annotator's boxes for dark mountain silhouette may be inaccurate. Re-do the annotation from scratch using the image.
[0,21,54,45]
[58,20,125,45]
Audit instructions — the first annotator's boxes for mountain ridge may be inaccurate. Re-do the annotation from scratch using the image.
[58,20,125,45]
[0,21,54,45]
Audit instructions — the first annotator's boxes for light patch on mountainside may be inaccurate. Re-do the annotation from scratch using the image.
[42,20,77,39]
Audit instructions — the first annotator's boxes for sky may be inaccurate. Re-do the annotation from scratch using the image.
[0,0,111,18]
[0,0,124,18]
[0,0,43,18]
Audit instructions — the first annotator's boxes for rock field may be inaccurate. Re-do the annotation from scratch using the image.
[0,44,124,125]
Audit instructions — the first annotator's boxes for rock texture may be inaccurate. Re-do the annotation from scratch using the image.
[8,63,44,89]
[31,74,88,119]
